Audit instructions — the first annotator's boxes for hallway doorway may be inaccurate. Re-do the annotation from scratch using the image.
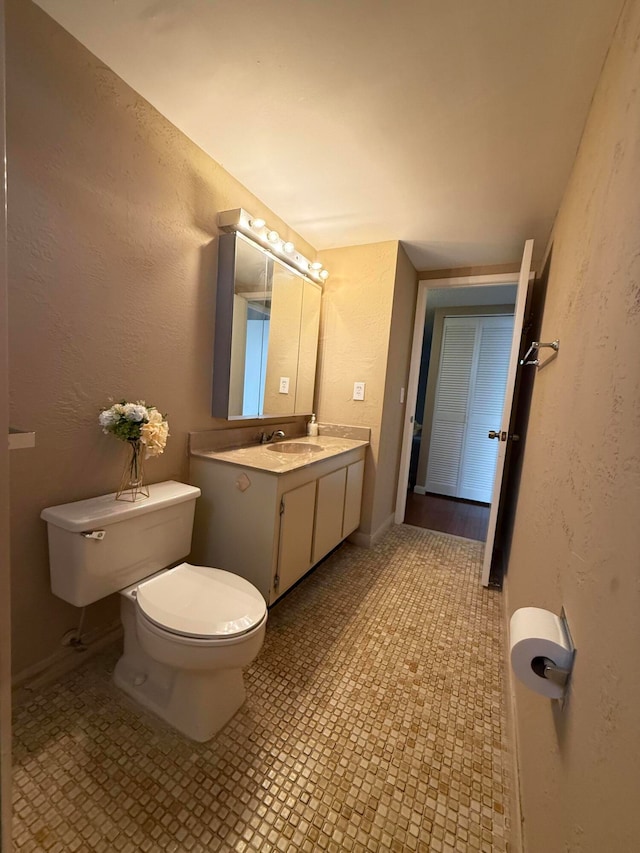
[400,281,517,545]
[395,241,536,587]
[404,492,490,541]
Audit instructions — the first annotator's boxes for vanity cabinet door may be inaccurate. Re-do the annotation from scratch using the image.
[277,480,316,598]
[342,460,365,537]
[312,467,347,564]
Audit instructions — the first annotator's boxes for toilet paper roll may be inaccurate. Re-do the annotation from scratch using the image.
[509,607,573,699]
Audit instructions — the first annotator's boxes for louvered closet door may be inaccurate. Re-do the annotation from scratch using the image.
[425,319,477,497]
[459,317,514,502]
[425,315,514,502]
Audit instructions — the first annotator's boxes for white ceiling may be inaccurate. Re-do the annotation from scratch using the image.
[34,0,623,270]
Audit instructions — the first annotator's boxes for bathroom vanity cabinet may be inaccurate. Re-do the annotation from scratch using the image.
[189,442,365,604]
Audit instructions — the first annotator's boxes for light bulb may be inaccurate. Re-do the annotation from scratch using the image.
[309,261,323,271]
[283,241,295,254]
[319,270,330,280]
[250,218,266,230]
[267,230,280,244]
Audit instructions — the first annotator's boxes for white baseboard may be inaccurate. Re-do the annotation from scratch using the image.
[13,622,122,700]
[413,485,427,495]
[348,513,395,549]
[502,578,524,853]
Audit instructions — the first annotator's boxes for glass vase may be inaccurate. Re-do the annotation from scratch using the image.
[116,439,150,502]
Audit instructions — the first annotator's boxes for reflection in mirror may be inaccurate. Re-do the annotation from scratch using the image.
[263,261,303,415]
[214,234,272,418]
[242,298,269,415]
[213,231,322,420]
[296,281,322,412]
[230,237,271,417]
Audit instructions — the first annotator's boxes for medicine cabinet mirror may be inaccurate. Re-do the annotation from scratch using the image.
[212,231,322,419]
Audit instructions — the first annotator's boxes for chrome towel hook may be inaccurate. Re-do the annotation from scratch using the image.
[520,339,560,368]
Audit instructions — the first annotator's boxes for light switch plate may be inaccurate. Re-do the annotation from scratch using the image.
[279,377,290,394]
[353,382,365,401]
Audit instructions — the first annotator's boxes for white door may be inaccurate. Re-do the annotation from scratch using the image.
[277,481,316,598]
[312,467,347,564]
[425,315,514,503]
[481,239,534,586]
[460,317,514,502]
[342,459,365,538]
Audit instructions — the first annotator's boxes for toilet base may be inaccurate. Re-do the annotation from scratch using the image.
[114,653,246,742]
[115,594,248,742]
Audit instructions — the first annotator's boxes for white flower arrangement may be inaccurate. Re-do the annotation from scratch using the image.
[99,400,169,458]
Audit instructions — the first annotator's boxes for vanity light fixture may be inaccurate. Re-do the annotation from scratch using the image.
[217,208,329,285]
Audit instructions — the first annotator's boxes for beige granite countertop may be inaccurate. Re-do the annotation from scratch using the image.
[190,435,368,475]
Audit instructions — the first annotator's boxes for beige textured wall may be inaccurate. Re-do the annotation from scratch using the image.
[372,244,417,533]
[315,241,400,539]
[7,0,316,678]
[506,1,640,850]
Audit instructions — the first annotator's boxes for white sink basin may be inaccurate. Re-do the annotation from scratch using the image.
[266,441,324,455]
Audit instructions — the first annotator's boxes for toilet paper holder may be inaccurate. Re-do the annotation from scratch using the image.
[531,657,571,688]
[539,608,575,698]
[510,606,576,705]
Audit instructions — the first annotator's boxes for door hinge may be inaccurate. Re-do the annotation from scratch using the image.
[274,574,280,591]
[279,498,285,516]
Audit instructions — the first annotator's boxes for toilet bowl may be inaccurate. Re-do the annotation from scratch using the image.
[115,562,267,741]
[41,481,267,742]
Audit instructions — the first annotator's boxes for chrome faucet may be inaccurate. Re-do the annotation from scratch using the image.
[259,430,285,444]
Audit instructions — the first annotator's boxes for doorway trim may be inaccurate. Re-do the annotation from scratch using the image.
[0,1,12,847]
[395,273,524,525]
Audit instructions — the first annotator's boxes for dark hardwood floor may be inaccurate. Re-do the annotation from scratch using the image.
[404,491,490,541]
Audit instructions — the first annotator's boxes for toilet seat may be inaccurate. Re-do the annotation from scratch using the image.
[135,562,267,641]
[136,608,267,648]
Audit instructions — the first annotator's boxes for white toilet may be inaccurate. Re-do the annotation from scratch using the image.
[41,480,267,742]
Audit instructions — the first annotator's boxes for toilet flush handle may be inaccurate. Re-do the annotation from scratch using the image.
[81,530,106,540]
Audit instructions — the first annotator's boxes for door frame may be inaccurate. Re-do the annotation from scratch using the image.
[395,272,529,526]
[0,0,12,848]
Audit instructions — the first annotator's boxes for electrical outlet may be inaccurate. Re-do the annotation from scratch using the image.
[279,377,290,394]
[353,382,365,401]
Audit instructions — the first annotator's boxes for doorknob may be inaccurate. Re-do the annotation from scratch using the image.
[488,430,519,442]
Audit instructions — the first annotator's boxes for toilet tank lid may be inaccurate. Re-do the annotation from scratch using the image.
[40,480,201,533]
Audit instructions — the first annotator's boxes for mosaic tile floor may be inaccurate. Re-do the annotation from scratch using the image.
[12,525,513,852]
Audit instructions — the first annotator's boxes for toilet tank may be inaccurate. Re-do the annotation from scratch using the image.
[41,481,201,607]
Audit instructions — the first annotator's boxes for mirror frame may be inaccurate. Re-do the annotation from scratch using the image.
[212,231,322,420]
